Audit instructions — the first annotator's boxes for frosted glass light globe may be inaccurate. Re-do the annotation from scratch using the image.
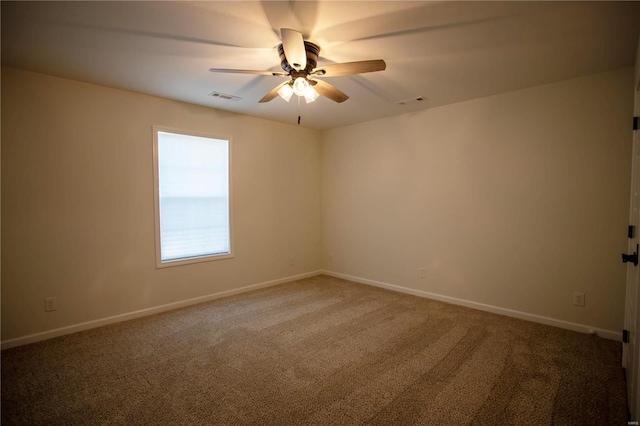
[292,77,309,96]
[277,83,294,102]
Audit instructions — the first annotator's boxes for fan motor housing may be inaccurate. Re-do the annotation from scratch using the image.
[278,41,320,74]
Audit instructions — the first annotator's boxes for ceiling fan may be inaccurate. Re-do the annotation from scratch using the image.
[209,28,386,104]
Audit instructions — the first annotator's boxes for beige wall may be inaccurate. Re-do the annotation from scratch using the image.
[2,65,634,344]
[1,67,321,341]
[321,67,634,334]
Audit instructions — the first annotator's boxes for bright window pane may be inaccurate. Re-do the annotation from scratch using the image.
[156,130,230,262]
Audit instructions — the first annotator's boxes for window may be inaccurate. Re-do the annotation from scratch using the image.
[153,126,232,267]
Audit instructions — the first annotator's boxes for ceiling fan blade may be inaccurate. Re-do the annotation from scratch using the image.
[281,28,307,70]
[311,79,349,103]
[259,82,287,103]
[317,2,514,47]
[260,1,318,41]
[313,60,386,77]
[209,68,287,76]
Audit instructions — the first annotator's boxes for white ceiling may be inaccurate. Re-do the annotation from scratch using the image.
[2,1,639,130]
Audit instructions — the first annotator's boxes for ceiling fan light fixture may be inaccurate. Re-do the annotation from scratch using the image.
[303,85,319,103]
[277,83,294,102]
[292,77,309,96]
[210,28,386,106]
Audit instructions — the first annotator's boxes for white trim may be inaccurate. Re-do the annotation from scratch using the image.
[0,271,323,350]
[322,270,622,341]
[3,270,620,349]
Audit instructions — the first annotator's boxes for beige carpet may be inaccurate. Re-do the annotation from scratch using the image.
[1,275,628,425]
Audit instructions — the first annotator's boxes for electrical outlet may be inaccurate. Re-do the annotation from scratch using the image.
[329,253,334,262]
[573,292,585,307]
[289,256,295,266]
[419,267,426,278]
[45,297,57,312]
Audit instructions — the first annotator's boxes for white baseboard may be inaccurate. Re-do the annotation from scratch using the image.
[3,269,621,349]
[322,270,622,341]
[1,270,323,350]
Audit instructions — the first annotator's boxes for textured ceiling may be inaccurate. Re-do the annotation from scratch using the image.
[2,1,639,129]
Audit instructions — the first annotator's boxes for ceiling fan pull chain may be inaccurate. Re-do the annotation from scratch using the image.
[297,96,301,125]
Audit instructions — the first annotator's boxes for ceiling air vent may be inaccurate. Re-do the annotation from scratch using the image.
[208,91,242,101]
[397,96,426,106]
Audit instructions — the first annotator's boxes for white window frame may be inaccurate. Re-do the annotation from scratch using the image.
[152,125,234,268]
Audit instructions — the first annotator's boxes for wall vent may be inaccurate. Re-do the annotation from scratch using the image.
[397,96,426,106]
[208,91,242,101]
